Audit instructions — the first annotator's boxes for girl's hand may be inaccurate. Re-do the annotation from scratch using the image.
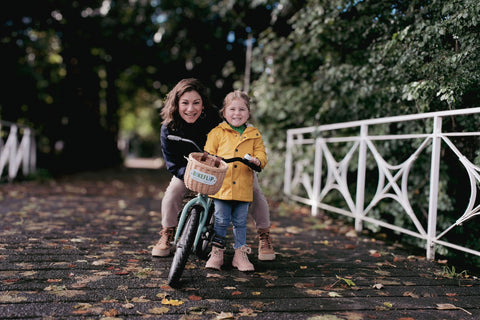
[250,157,261,166]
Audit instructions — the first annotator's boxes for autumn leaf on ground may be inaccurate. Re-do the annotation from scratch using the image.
[239,308,257,317]
[369,250,382,258]
[189,306,209,315]
[188,295,202,301]
[215,311,235,319]
[372,283,384,289]
[306,289,325,296]
[131,296,150,302]
[328,292,342,297]
[436,303,472,315]
[403,290,419,298]
[294,282,314,288]
[74,303,92,309]
[335,275,356,287]
[0,293,27,303]
[149,307,169,314]
[161,298,184,306]
[103,308,119,317]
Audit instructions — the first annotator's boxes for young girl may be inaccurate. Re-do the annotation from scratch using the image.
[204,90,267,271]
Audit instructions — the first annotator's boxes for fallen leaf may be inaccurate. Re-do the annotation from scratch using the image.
[131,296,150,302]
[436,303,472,315]
[215,311,235,319]
[161,298,184,306]
[232,291,242,296]
[372,283,384,289]
[207,273,225,278]
[305,289,325,296]
[149,307,169,314]
[403,291,419,298]
[188,295,202,301]
[328,292,342,297]
[239,308,256,316]
[294,282,314,288]
[103,309,119,317]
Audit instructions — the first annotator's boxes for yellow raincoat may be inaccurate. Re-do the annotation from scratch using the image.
[204,122,267,202]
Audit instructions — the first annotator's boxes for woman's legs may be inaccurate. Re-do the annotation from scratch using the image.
[250,174,270,228]
[161,176,187,227]
[250,174,275,260]
[152,176,187,257]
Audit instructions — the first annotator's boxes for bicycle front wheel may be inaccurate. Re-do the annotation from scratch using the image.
[167,206,201,288]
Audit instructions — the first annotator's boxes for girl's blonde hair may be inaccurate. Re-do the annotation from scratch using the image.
[160,78,213,130]
[219,90,251,120]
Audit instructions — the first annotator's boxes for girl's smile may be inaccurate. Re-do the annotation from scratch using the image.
[223,99,249,127]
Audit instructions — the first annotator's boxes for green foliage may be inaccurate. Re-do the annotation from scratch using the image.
[251,0,480,259]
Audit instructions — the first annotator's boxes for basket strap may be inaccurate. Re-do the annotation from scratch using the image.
[214,156,223,168]
[201,152,209,161]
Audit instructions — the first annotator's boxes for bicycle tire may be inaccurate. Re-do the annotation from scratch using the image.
[196,204,215,260]
[167,206,201,288]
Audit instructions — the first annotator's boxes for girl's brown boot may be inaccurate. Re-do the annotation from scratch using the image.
[205,246,225,270]
[232,246,254,271]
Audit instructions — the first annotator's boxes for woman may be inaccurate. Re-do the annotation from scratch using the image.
[152,78,275,261]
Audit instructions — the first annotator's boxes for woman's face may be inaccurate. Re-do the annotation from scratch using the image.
[223,98,249,127]
[178,90,204,123]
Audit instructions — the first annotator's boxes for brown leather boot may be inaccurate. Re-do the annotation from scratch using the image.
[257,228,275,261]
[151,227,175,257]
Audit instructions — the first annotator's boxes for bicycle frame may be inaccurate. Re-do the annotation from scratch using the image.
[173,193,213,252]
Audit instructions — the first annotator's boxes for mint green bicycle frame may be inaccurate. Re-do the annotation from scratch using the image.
[173,193,213,251]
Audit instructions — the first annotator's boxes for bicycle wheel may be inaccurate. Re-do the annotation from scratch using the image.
[196,204,215,260]
[167,206,201,288]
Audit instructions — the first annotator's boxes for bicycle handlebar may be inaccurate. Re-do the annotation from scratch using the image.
[167,134,262,172]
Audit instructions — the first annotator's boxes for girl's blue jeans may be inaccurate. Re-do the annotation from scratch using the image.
[213,199,250,249]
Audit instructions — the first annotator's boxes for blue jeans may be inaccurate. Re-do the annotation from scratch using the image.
[213,199,250,249]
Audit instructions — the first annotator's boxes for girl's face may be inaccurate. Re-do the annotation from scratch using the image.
[223,98,249,127]
[178,90,203,123]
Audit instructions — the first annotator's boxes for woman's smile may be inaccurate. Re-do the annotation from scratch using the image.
[178,90,204,123]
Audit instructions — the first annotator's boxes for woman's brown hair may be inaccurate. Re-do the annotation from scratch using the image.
[160,78,213,130]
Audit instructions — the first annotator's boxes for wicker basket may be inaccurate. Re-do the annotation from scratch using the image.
[184,152,228,195]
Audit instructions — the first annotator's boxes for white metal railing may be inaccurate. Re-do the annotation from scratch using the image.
[0,120,36,181]
[284,107,480,260]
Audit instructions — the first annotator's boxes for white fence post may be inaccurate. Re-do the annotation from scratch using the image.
[426,116,442,260]
[0,121,36,181]
[355,124,368,232]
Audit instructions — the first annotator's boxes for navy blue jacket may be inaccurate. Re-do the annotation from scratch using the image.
[161,109,221,180]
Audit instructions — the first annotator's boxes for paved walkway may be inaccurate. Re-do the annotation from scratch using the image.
[1,166,479,320]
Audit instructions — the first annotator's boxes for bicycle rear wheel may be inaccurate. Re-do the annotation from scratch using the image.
[167,206,201,287]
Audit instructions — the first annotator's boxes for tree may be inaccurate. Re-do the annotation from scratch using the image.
[250,0,480,260]
[252,0,480,147]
